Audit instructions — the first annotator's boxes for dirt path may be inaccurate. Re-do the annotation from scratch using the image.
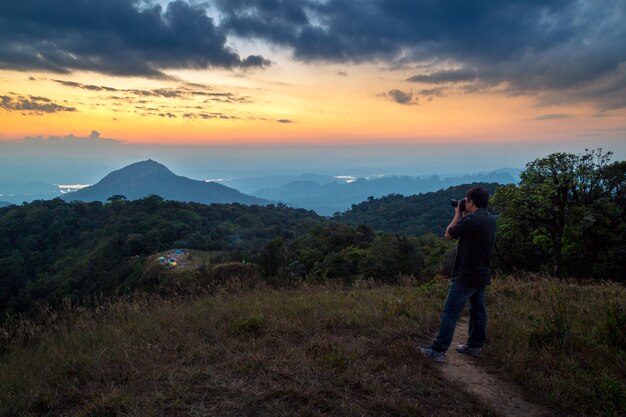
[436,316,553,417]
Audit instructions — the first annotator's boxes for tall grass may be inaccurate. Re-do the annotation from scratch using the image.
[0,281,495,417]
[2,275,623,417]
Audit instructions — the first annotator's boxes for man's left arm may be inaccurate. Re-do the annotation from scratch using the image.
[445,204,463,240]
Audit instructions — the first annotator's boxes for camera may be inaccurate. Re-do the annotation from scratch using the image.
[451,198,466,211]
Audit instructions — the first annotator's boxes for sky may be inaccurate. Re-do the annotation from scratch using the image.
[0,0,625,178]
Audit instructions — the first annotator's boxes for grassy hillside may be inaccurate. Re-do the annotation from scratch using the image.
[1,275,624,417]
[1,282,492,417]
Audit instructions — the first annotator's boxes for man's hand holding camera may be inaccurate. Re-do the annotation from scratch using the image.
[446,198,470,240]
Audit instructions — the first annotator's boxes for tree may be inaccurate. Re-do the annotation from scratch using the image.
[492,149,624,278]
[107,195,127,202]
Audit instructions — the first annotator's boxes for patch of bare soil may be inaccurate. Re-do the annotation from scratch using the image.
[436,316,553,417]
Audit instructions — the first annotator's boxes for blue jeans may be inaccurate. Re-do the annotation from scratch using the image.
[431,281,487,352]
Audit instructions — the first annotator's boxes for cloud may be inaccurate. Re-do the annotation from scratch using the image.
[34,78,258,120]
[277,119,294,123]
[51,78,253,103]
[535,113,573,120]
[241,55,272,68]
[407,68,477,84]
[380,89,418,105]
[0,94,76,114]
[0,0,270,78]
[214,0,626,109]
[51,80,119,92]
[181,112,237,120]
[20,132,120,145]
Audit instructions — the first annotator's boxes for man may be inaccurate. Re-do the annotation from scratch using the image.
[421,186,496,363]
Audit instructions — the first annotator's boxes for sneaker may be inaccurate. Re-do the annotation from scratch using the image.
[456,343,481,358]
[420,346,445,363]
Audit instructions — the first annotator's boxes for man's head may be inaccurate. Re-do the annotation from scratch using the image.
[465,187,489,211]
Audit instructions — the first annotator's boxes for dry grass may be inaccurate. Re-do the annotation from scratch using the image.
[2,274,623,417]
[0,280,495,417]
[487,274,626,417]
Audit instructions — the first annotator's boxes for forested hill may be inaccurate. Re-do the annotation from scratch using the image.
[62,159,266,205]
[334,183,501,236]
[0,197,324,317]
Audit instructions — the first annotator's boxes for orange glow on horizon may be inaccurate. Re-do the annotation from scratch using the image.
[1,68,624,147]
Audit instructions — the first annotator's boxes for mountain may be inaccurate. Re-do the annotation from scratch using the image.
[221,173,337,195]
[62,160,267,205]
[255,171,517,215]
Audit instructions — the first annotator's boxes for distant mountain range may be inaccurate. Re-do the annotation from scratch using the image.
[252,170,518,215]
[62,160,267,205]
[2,161,520,214]
[219,173,338,195]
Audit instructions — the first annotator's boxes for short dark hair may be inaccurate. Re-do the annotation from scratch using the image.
[466,187,489,208]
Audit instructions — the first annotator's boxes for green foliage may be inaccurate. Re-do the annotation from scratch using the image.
[334,182,501,236]
[259,222,425,285]
[0,198,323,319]
[0,198,432,319]
[492,149,625,280]
[416,233,457,278]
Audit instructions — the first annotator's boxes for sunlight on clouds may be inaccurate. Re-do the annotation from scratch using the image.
[1,63,625,146]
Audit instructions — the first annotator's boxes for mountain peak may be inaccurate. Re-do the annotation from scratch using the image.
[62,160,266,205]
[116,159,173,174]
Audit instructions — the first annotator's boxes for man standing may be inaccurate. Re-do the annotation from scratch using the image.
[421,186,496,363]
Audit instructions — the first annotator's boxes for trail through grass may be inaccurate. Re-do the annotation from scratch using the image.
[1,275,624,417]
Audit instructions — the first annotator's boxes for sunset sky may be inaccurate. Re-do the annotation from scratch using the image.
[1,0,625,165]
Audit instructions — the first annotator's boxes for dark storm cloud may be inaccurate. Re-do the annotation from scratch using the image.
[0,0,270,77]
[241,55,272,68]
[0,94,77,114]
[215,0,626,109]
